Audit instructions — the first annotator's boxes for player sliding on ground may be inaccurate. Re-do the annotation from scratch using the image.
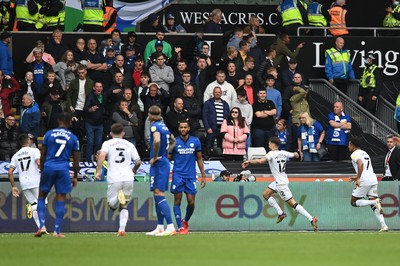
[242,136,318,232]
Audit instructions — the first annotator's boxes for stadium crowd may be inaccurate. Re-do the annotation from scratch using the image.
[0,0,398,164]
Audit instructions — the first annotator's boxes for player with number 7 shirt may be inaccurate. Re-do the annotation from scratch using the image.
[242,136,318,231]
[34,113,80,238]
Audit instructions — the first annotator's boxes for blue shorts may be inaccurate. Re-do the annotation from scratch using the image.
[170,175,197,195]
[40,168,72,194]
[150,158,170,192]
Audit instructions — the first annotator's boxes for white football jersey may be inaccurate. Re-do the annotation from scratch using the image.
[265,150,295,185]
[350,149,377,186]
[10,147,41,190]
[100,138,141,183]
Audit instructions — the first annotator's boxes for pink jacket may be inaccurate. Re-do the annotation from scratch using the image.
[220,119,249,155]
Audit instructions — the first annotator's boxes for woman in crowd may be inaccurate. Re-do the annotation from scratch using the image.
[243,15,266,34]
[297,112,325,162]
[273,118,292,151]
[220,107,250,161]
[52,50,78,91]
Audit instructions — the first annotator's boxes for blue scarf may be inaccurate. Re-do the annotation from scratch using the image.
[300,125,317,153]
[278,130,287,150]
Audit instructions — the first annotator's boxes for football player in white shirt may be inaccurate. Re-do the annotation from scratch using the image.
[348,137,388,232]
[242,136,318,231]
[8,134,43,230]
[96,123,142,236]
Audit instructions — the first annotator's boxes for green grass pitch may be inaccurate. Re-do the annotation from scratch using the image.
[1,232,399,266]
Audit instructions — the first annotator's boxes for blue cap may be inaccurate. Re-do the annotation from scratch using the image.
[155,40,163,47]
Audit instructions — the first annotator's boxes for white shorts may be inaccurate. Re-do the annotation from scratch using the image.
[22,188,48,205]
[352,184,378,198]
[107,181,133,209]
[268,182,293,201]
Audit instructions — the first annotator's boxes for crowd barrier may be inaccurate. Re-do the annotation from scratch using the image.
[1,182,399,232]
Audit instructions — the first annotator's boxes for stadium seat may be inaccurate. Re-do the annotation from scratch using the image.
[247,147,267,160]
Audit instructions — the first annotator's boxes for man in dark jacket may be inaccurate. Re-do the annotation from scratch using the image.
[112,99,139,145]
[165,97,191,137]
[0,114,18,161]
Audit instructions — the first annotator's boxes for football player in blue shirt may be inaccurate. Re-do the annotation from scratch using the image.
[168,121,206,234]
[146,105,177,236]
[35,112,80,238]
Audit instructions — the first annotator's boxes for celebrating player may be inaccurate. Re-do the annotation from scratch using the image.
[146,105,177,236]
[348,137,388,232]
[242,136,318,231]
[96,123,141,236]
[8,134,44,231]
[168,121,206,234]
[35,113,80,238]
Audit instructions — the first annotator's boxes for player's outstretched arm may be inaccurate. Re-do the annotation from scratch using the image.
[242,158,267,168]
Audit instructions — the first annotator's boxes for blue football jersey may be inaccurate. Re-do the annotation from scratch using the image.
[172,136,201,178]
[42,128,80,170]
[149,121,171,158]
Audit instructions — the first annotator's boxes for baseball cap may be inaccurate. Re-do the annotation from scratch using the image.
[367,54,376,60]
[148,13,159,23]
[288,58,298,64]
[155,40,163,47]
[220,170,232,177]
[106,46,114,52]
[126,45,135,51]
[167,13,175,20]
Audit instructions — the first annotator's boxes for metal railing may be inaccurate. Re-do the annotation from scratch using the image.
[343,80,397,132]
[309,79,397,141]
[297,26,400,37]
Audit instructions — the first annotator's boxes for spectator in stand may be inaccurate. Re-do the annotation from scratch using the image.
[110,54,133,88]
[203,86,230,150]
[0,72,20,117]
[135,72,150,117]
[40,87,68,131]
[280,58,303,93]
[104,47,116,69]
[247,33,263,68]
[203,8,223,33]
[40,70,64,104]
[219,46,238,72]
[110,29,124,55]
[121,87,143,143]
[173,59,188,85]
[163,13,186,33]
[192,55,213,95]
[307,0,330,36]
[273,118,292,151]
[329,0,349,37]
[19,94,40,144]
[382,135,400,181]
[142,13,165,33]
[140,82,169,118]
[73,38,86,62]
[221,107,250,161]
[237,74,256,105]
[204,70,237,107]
[325,37,355,94]
[234,40,251,71]
[232,88,253,148]
[277,0,308,35]
[27,48,53,101]
[124,46,136,70]
[326,101,351,161]
[182,85,202,138]
[83,38,109,86]
[282,72,305,120]
[266,67,282,92]
[357,54,381,115]
[106,72,126,115]
[121,31,143,57]
[244,15,266,34]
[146,40,164,68]
[257,48,276,88]
[19,71,39,104]
[132,56,146,88]
[143,31,173,66]
[225,61,240,89]
[227,27,244,50]
[52,50,78,91]
[170,71,202,107]
[297,112,325,162]
[45,29,68,63]
[165,97,191,137]
[289,74,310,127]
[66,65,94,141]
[149,52,175,94]
[83,82,108,162]
[265,74,282,120]
[0,114,18,161]
[251,87,276,151]
[195,43,216,70]
[238,56,257,87]
[112,99,139,145]
[25,40,56,66]
[0,31,12,76]
[270,33,304,68]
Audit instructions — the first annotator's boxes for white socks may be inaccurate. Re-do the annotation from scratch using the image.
[294,204,313,221]
[267,197,283,215]
[355,199,376,207]
[119,209,128,231]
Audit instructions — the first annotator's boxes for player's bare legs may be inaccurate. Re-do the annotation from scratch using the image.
[262,187,286,224]
[351,195,388,232]
[287,198,318,232]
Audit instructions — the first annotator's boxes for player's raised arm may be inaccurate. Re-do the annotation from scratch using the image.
[196,150,206,188]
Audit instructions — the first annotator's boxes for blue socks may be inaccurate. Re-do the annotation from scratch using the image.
[54,201,65,234]
[154,195,172,224]
[154,200,164,225]
[174,204,182,228]
[37,198,46,228]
